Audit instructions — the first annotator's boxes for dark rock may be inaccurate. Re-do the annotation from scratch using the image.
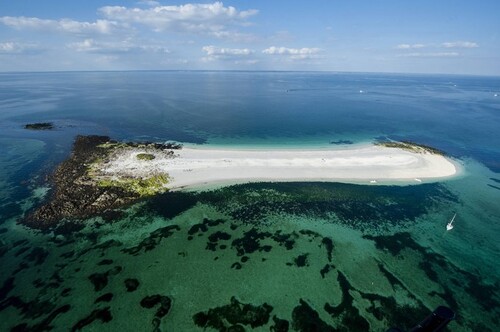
[260,245,272,252]
[231,228,272,256]
[124,278,139,292]
[188,218,224,236]
[22,135,152,231]
[145,191,198,220]
[299,229,321,238]
[33,279,45,288]
[61,288,72,297]
[13,262,29,275]
[109,266,122,275]
[97,259,114,266]
[14,246,30,257]
[25,247,49,265]
[320,264,335,278]
[24,122,54,130]
[227,324,245,332]
[324,271,370,331]
[88,266,122,292]
[330,140,353,145]
[71,307,112,331]
[141,295,163,309]
[140,295,172,330]
[45,270,63,289]
[155,296,172,318]
[231,262,242,270]
[0,277,15,301]
[12,239,28,248]
[208,231,231,242]
[0,245,7,259]
[271,231,296,250]
[122,225,180,255]
[11,323,29,331]
[101,210,125,222]
[15,304,71,331]
[60,250,75,259]
[88,273,108,292]
[290,254,309,267]
[292,299,335,332]
[321,237,334,262]
[207,231,231,251]
[271,315,290,331]
[193,296,273,331]
[206,242,217,251]
[95,293,113,303]
[94,239,122,250]
[363,232,420,256]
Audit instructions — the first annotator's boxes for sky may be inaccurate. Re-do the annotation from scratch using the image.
[0,0,499,75]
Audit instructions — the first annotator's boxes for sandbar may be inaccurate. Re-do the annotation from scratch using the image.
[100,144,458,190]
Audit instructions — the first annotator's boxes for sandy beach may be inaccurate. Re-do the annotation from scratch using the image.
[99,144,458,190]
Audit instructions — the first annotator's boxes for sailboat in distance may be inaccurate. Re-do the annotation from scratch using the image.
[447,213,456,231]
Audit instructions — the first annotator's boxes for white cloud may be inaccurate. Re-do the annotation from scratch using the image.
[138,0,161,6]
[0,41,41,54]
[398,52,459,58]
[262,46,321,60]
[0,16,119,34]
[202,45,252,56]
[68,38,169,54]
[396,43,425,49]
[201,45,253,62]
[99,2,258,38]
[442,41,478,48]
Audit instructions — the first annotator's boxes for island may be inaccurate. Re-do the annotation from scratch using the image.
[24,122,54,130]
[24,135,458,230]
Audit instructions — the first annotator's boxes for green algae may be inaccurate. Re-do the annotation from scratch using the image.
[136,153,155,161]
[97,174,169,197]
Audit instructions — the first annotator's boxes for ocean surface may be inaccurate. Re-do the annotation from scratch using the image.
[0,71,499,331]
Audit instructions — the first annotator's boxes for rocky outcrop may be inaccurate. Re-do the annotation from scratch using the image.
[22,135,181,231]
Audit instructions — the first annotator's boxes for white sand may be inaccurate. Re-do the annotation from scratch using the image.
[99,144,458,190]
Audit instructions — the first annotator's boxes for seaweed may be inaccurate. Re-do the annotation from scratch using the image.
[71,307,112,331]
[196,182,457,231]
[124,278,140,292]
[324,271,370,331]
[231,228,272,256]
[140,295,172,331]
[122,225,180,255]
[193,296,273,331]
[292,299,335,332]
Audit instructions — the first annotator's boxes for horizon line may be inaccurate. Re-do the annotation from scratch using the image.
[0,69,498,78]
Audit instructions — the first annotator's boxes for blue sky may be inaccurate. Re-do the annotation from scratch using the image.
[1,0,499,75]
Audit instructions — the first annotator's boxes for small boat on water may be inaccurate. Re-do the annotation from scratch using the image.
[446,213,456,231]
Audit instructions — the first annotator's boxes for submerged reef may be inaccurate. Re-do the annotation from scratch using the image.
[23,135,181,231]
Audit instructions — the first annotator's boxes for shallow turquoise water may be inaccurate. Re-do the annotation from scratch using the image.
[0,71,499,331]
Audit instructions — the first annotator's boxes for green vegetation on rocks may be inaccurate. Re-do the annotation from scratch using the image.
[98,174,169,197]
[136,153,155,161]
[375,140,445,155]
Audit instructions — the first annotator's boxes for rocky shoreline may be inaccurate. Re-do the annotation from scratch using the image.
[23,135,181,231]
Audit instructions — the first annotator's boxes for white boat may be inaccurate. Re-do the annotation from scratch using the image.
[446,213,456,231]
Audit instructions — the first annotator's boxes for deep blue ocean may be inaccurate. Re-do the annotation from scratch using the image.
[0,71,499,331]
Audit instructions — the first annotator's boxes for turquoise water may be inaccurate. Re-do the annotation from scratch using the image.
[0,71,499,331]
